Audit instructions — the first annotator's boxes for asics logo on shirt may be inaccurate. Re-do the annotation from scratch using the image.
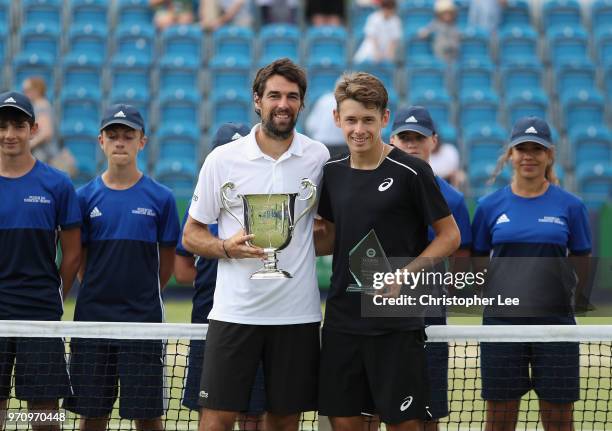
[496,213,510,224]
[378,178,394,192]
[90,206,102,218]
[400,396,413,411]
[23,195,51,204]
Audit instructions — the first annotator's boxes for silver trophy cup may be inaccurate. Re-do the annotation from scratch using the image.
[220,178,317,279]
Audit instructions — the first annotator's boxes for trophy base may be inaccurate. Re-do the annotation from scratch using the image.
[346,284,380,294]
[250,269,293,279]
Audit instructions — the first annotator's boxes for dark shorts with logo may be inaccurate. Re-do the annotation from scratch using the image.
[199,320,319,414]
[319,329,431,424]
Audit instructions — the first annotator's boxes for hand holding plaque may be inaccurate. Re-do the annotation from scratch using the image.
[347,229,393,294]
[220,179,317,279]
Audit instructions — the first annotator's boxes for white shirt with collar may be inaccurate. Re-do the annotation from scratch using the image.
[189,124,330,325]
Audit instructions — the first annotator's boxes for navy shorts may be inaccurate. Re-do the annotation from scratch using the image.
[425,342,449,419]
[182,339,266,414]
[0,337,71,401]
[481,341,580,403]
[64,339,165,419]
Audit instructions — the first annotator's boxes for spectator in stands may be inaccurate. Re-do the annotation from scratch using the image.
[418,0,460,63]
[150,0,195,30]
[469,0,507,34]
[429,136,465,189]
[199,0,251,31]
[473,116,592,431]
[22,77,57,164]
[256,0,298,25]
[307,0,345,26]
[353,0,401,64]
[305,82,346,157]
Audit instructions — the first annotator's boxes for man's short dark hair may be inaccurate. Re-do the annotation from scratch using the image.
[334,72,389,114]
[252,58,307,109]
[0,108,35,127]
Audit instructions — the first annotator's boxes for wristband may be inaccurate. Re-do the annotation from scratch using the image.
[222,240,232,258]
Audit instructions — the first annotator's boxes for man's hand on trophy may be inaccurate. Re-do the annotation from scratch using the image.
[223,229,266,259]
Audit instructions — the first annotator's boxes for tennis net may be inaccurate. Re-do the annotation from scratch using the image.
[0,321,610,430]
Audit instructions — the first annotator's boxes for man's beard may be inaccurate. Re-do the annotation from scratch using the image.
[261,108,297,140]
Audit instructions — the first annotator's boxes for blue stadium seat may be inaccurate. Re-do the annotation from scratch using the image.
[459,89,499,128]
[307,57,346,103]
[210,90,251,134]
[456,59,494,96]
[455,0,470,29]
[13,52,54,96]
[437,124,458,147]
[595,28,612,67]
[576,162,612,209]
[306,26,347,63]
[62,53,103,93]
[541,0,582,32]
[110,53,151,96]
[561,89,606,126]
[554,60,597,99]
[405,58,446,98]
[354,61,397,99]
[115,23,155,63]
[505,89,549,127]
[499,60,543,95]
[154,158,197,198]
[403,30,435,64]
[69,0,108,27]
[0,23,7,61]
[350,4,376,33]
[409,88,453,126]
[591,0,612,35]
[569,125,612,165]
[159,55,199,93]
[604,65,612,101]
[399,0,434,29]
[259,24,300,64]
[20,22,60,59]
[157,124,199,162]
[67,24,107,61]
[209,56,251,94]
[116,0,153,26]
[498,26,538,65]
[470,161,511,198]
[161,24,203,60]
[158,89,200,128]
[0,0,10,33]
[500,0,531,30]
[464,123,506,164]
[546,26,589,65]
[60,118,98,184]
[212,26,254,61]
[381,94,398,142]
[459,27,490,62]
[22,0,61,26]
[60,86,101,125]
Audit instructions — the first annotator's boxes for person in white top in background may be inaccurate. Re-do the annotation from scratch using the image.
[183,58,329,431]
[353,0,401,64]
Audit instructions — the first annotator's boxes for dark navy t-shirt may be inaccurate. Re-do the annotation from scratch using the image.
[472,184,592,322]
[0,160,81,320]
[176,203,217,324]
[74,175,180,323]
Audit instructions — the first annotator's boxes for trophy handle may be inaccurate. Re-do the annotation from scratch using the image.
[220,182,245,229]
[293,178,317,227]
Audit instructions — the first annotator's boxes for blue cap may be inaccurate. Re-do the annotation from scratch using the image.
[391,106,436,137]
[509,116,553,148]
[0,91,35,119]
[212,123,251,148]
[100,104,145,134]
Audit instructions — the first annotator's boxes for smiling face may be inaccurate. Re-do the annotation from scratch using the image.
[510,141,553,181]
[0,110,37,159]
[99,124,146,168]
[390,130,436,161]
[254,74,302,140]
[334,99,389,156]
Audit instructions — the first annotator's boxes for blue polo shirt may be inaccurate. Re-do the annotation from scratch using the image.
[472,184,592,321]
[0,160,81,320]
[74,175,180,323]
[427,176,472,248]
[176,204,217,324]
